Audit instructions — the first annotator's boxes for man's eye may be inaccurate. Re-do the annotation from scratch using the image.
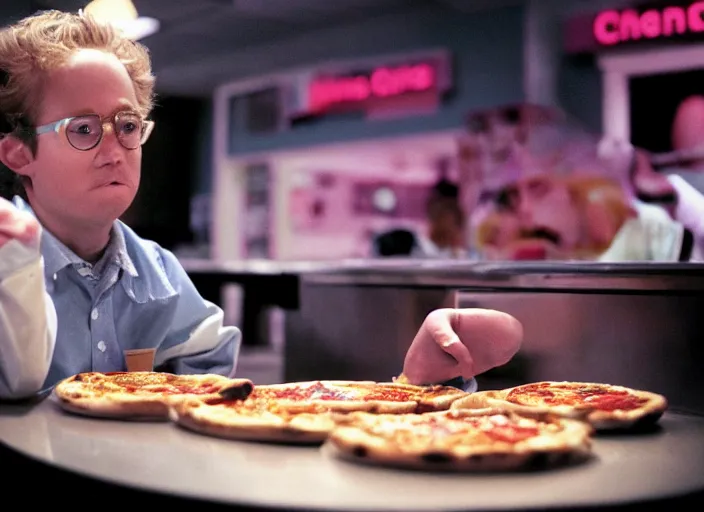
[67,121,98,136]
[495,188,518,211]
[121,122,137,134]
[527,179,550,197]
[72,124,93,134]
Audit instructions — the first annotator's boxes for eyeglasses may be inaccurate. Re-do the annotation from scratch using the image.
[34,111,155,151]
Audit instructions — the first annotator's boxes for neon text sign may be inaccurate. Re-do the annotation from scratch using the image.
[309,63,437,113]
[594,1,704,46]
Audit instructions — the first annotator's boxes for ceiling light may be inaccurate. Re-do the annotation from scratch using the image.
[112,16,160,40]
[83,0,160,40]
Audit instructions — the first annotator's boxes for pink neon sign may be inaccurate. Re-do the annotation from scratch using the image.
[593,1,704,46]
[309,63,437,113]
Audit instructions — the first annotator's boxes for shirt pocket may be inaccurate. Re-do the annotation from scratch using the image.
[116,275,180,353]
[120,269,178,304]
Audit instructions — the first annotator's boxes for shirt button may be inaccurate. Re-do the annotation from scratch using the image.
[91,308,99,320]
[53,273,58,281]
[97,340,106,352]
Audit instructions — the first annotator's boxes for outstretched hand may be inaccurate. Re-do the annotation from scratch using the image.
[0,196,40,249]
[401,308,523,386]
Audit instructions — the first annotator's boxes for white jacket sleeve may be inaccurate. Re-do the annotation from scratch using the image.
[0,240,57,399]
[598,202,685,262]
[668,174,704,242]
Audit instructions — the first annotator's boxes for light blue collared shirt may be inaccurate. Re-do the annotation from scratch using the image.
[11,196,241,391]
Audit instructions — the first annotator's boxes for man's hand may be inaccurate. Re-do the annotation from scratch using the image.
[598,137,677,209]
[0,196,40,249]
[401,308,523,386]
[631,150,677,205]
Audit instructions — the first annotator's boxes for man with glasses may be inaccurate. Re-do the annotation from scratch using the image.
[0,10,522,400]
[0,9,242,399]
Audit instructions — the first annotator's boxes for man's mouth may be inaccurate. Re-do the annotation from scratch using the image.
[519,227,561,245]
[512,245,548,260]
[98,179,125,187]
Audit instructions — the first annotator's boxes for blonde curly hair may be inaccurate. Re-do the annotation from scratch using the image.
[0,9,154,123]
[0,9,155,198]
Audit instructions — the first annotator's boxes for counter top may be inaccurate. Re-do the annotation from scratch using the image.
[301,261,704,290]
[179,258,704,291]
[1,398,703,511]
[179,258,347,275]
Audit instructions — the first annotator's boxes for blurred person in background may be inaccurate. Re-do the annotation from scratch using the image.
[371,177,469,258]
[421,178,468,258]
[462,104,698,262]
[671,94,704,173]
[474,173,639,261]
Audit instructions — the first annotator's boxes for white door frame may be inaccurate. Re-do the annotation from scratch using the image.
[598,44,704,142]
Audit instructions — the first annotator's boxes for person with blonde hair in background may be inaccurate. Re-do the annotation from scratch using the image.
[473,167,692,262]
[474,173,636,261]
[461,102,698,262]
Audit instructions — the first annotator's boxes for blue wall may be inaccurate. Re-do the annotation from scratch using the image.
[194,98,214,195]
[558,55,602,134]
[226,4,525,157]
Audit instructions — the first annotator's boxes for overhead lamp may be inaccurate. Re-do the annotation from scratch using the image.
[83,0,160,40]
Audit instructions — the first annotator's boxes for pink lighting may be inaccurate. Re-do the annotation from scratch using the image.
[309,63,437,113]
[593,1,704,46]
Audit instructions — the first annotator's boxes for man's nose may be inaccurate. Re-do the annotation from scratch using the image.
[516,196,534,224]
[95,124,124,164]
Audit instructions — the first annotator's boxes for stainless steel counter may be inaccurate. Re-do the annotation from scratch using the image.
[181,258,704,289]
[299,260,704,290]
[1,398,703,510]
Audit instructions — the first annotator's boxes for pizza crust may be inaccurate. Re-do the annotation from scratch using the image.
[53,372,254,421]
[324,409,593,472]
[51,390,171,421]
[451,381,668,430]
[169,398,336,444]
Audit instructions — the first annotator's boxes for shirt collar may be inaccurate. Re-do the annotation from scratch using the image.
[94,223,139,278]
[12,195,139,279]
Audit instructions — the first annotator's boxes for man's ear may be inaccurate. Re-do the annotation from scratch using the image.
[0,135,33,176]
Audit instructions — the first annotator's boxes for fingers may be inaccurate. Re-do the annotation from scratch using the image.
[404,308,524,385]
[454,308,523,376]
[18,214,40,246]
[13,215,39,245]
[424,309,475,378]
[0,200,40,248]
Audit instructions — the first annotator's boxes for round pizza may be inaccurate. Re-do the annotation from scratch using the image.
[169,380,468,443]
[451,381,668,430]
[246,380,468,413]
[324,408,593,472]
[53,371,254,421]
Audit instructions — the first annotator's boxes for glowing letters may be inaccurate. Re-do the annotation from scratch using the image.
[309,63,436,113]
[593,1,704,46]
